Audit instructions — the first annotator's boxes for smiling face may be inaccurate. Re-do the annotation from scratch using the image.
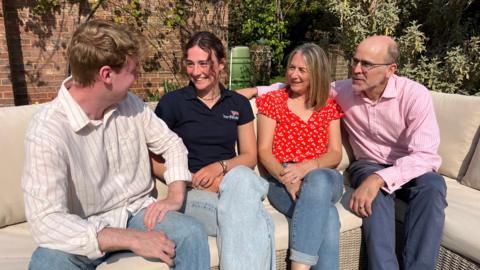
[286,52,310,96]
[109,56,139,102]
[186,45,225,92]
[351,36,397,99]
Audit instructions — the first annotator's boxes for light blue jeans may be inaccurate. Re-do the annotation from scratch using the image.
[267,168,343,270]
[29,210,209,270]
[183,165,275,270]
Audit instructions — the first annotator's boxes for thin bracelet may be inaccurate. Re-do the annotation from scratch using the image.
[218,160,228,175]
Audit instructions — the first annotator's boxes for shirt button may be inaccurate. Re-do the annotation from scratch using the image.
[392,183,396,187]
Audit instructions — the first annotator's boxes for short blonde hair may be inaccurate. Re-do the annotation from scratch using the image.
[285,43,331,109]
[67,20,145,87]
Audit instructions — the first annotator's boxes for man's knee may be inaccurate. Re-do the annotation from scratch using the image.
[415,172,446,197]
[163,211,207,242]
[30,247,93,270]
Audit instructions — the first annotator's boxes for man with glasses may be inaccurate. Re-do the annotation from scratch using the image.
[239,35,446,270]
[336,35,446,270]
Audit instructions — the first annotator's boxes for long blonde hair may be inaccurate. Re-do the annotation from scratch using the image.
[285,43,331,109]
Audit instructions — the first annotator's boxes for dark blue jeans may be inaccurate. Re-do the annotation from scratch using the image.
[348,160,447,270]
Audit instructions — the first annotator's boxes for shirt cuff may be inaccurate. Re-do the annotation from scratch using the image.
[256,83,285,96]
[163,167,192,185]
[375,167,402,194]
[86,220,110,260]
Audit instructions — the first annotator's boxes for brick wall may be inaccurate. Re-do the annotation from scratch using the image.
[0,1,228,106]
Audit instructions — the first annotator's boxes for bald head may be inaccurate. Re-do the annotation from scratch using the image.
[357,35,398,64]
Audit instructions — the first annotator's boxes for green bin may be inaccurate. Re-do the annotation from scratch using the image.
[229,46,252,90]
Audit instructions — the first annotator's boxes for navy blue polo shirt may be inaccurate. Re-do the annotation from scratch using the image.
[154,84,254,173]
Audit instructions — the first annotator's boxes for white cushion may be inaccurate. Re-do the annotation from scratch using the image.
[0,104,43,227]
[432,92,480,179]
[442,178,480,264]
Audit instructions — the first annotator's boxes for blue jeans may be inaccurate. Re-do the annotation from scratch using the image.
[182,165,275,270]
[29,210,209,270]
[348,160,447,270]
[267,168,344,269]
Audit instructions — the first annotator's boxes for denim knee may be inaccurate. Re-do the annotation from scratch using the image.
[302,168,344,203]
[220,165,268,196]
[416,172,446,197]
[29,247,100,270]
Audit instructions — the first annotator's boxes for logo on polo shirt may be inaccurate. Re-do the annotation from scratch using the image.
[223,110,239,120]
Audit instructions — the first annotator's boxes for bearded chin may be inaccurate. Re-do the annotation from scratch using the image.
[351,84,364,94]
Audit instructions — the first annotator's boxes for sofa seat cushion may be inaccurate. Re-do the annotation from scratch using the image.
[0,185,362,270]
[442,178,480,264]
[0,223,37,270]
[395,178,480,264]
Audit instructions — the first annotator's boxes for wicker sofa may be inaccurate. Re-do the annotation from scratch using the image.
[0,90,479,269]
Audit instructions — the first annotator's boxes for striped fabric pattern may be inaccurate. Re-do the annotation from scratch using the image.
[21,79,190,259]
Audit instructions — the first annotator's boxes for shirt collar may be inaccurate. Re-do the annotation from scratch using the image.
[58,77,117,132]
[381,75,398,99]
[183,82,233,101]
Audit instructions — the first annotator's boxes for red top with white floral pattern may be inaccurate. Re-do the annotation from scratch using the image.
[256,88,344,163]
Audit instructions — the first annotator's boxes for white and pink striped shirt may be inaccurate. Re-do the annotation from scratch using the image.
[22,78,190,259]
[331,75,441,193]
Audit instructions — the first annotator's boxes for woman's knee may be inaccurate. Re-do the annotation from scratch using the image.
[221,165,267,195]
[303,168,343,201]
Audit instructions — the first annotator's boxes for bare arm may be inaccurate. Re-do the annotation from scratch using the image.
[284,119,343,184]
[192,121,257,191]
[257,113,302,200]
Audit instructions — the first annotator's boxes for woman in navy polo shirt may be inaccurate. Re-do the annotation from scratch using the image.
[152,31,274,270]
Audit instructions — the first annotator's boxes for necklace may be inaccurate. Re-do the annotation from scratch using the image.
[197,93,220,101]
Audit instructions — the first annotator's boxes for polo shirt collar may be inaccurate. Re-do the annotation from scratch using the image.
[183,81,233,101]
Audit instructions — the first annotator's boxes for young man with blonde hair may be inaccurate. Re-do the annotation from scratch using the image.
[22,20,209,270]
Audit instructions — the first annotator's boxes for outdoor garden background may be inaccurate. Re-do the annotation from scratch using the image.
[0,0,478,107]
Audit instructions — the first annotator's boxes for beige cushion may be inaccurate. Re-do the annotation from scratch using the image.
[0,104,42,227]
[431,92,480,179]
[0,223,37,269]
[462,139,480,190]
[442,178,480,263]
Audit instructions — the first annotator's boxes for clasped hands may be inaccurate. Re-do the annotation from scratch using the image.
[278,163,309,201]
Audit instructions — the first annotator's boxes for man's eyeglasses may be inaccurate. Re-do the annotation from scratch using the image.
[350,57,393,72]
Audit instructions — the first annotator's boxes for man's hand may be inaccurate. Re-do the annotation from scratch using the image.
[349,174,385,217]
[98,227,176,267]
[191,162,223,189]
[144,181,185,230]
[130,230,176,267]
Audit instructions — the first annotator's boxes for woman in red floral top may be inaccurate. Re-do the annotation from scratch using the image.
[257,43,344,270]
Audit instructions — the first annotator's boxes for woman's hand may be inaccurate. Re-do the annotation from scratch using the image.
[279,175,302,201]
[280,161,314,184]
[191,162,224,189]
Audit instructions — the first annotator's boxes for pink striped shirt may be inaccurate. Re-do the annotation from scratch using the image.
[331,75,441,193]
